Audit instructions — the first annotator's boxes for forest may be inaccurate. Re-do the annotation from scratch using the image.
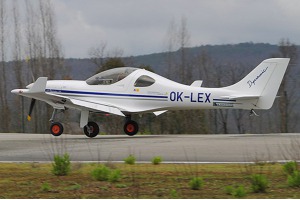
[0,0,299,135]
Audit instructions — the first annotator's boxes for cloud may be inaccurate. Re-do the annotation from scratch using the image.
[53,0,300,58]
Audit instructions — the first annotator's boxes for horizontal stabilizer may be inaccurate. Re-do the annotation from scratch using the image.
[153,110,167,116]
[221,95,260,100]
[190,80,203,87]
[29,77,48,93]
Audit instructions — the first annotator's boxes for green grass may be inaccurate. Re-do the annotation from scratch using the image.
[0,163,300,198]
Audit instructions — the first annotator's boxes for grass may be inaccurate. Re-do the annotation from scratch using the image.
[0,163,300,198]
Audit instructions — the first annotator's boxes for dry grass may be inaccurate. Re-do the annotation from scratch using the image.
[0,163,299,198]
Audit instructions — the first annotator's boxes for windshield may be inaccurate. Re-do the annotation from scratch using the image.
[86,67,138,85]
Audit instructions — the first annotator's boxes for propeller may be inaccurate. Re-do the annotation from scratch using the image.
[25,56,37,122]
[27,98,36,121]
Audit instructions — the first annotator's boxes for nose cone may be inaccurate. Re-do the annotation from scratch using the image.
[11,89,21,94]
[11,88,28,95]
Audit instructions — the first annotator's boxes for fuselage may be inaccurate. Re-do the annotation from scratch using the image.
[43,68,249,114]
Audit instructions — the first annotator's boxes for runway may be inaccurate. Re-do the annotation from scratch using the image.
[0,133,299,163]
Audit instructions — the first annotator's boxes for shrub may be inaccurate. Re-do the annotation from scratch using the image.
[109,169,121,183]
[124,155,136,165]
[91,165,111,181]
[283,161,298,175]
[287,171,300,187]
[250,174,268,193]
[151,156,162,165]
[233,185,247,198]
[225,185,247,198]
[52,153,71,176]
[189,177,204,190]
[92,165,122,183]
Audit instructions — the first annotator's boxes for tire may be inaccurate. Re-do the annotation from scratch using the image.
[50,122,64,136]
[84,121,99,138]
[124,120,139,136]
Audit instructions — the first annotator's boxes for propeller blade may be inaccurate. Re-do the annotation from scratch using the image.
[27,99,36,121]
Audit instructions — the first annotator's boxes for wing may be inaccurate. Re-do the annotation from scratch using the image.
[49,94,125,116]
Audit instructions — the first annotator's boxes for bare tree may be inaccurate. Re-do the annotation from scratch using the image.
[178,16,190,84]
[0,0,10,132]
[88,41,107,69]
[164,18,178,80]
[276,39,298,133]
[23,0,64,133]
[12,0,25,132]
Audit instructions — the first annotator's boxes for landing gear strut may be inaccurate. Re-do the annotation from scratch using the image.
[84,121,99,138]
[249,109,259,116]
[49,109,64,136]
[124,115,139,136]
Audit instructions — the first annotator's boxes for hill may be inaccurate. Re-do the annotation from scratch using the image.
[65,43,279,80]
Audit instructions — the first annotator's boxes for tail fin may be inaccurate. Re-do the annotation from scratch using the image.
[225,58,290,109]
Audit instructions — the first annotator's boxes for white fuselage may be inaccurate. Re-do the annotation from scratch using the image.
[44,69,249,114]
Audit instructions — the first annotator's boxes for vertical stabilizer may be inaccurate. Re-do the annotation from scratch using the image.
[225,58,290,109]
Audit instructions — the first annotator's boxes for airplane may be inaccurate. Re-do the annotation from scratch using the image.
[11,58,289,138]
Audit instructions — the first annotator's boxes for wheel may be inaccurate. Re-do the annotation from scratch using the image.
[50,122,64,136]
[124,120,139,136]
[84,121,99,138]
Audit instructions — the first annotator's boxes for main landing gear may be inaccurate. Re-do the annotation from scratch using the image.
[124,115,139,136]
[83,121,99,138]
[48,109,139,137]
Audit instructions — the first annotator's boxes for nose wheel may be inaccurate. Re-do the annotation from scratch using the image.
[50,122,64,136]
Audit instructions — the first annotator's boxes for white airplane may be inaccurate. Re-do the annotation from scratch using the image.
[12,58,289,137]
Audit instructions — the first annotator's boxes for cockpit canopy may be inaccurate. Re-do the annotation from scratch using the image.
[86,67,138,85]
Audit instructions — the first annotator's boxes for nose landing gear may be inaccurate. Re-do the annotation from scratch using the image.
[49,109,64,136]
[50,122,64,136]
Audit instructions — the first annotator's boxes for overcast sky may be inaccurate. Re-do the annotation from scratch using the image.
[52,0,300,58]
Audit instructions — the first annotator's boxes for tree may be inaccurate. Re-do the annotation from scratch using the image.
[12,0,25,132]
[274,39,298,133]
[101,57,125,71]
[0,0,10,132]
[23,0,64,133]
[178,16,190,84]
[88,41,107,69]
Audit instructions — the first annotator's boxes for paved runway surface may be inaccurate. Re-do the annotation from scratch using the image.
[0,133,300,163]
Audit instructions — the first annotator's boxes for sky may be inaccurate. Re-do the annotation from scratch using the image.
[50,0,300,58]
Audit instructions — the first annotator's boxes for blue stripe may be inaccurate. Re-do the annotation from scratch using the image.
[46,89,168,99]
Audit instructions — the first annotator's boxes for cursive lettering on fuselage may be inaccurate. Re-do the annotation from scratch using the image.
[247,67,268,88]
